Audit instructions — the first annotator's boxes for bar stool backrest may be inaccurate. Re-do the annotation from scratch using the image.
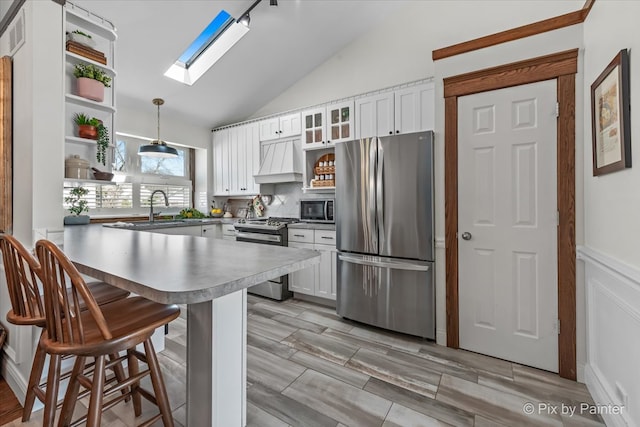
[35,239,112,346]
[0,234,45,325]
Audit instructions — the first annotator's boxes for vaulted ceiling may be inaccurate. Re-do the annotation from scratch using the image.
[73,0,411,130]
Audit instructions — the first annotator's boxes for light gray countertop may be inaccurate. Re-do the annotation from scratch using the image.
[288,222,336,231]
[63,224,320,304]
[102,218,236,230]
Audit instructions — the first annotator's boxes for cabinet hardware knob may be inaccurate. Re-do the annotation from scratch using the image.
[327,140,331,144]
[396,130,400,133]
[389,131,393,135]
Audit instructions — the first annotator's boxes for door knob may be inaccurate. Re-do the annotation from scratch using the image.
[461,232,472,240]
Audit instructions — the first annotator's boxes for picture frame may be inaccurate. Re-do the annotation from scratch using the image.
[236,207,248,219]
[591,48,631,176]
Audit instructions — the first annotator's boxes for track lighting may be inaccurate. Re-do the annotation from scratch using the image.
[238,13,250,27]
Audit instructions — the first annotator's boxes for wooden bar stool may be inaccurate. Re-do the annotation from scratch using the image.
[0,234,130,424]
[36,239,180,427]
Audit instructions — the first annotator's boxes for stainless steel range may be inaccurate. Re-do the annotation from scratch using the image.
[234,217,300,300]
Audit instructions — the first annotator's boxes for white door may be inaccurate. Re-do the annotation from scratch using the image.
[458,80,559,372]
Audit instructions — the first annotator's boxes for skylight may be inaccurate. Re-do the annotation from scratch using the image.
[165,10,250,86]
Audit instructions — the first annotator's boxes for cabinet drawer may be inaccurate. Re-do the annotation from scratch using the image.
[314,230,336,245]
[288,229,314,243]
[222,224,237,236]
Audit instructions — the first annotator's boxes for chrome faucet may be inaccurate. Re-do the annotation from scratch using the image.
[149,190,169,221]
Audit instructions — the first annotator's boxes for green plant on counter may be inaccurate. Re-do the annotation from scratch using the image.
[73,63,111,88]
[178,208,206,219]
[65,187,89,216]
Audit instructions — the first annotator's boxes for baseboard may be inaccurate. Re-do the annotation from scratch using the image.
[585,364,630,427]
[1,355,28,404]
[292,293,336,309]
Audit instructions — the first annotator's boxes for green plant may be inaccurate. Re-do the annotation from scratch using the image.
[73,112,93,126]
[96,122,109,166]
[73,63,111,88]
[65,187,89,216]
[71,29,92,38]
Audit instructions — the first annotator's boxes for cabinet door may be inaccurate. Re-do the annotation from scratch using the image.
[213,129,230,196]
[315,243,337,300]
[245,122,261,194]
[229,127,243,195]
[279,113,301,139]
[326,101,353,145]
[259,118,280,141]
[201,224,222,239]
[152,226,202,236]
[394,83,435,134]
[288,242,315,295]
[355,93,394,139]
[301,107,326,150]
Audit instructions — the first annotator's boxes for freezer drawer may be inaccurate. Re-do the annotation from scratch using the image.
[336,253,435,339]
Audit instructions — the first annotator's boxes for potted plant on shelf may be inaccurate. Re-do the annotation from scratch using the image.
[73,63,111,102]
[64,186,90,225]
[67,29,95,48]
[73,113,110,166]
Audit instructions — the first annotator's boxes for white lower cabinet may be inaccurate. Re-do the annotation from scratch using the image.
[288,229,336,300]
[151,225,202,236]
[288,241,315,294]
[201,224,222,239]
[222,224,237,241]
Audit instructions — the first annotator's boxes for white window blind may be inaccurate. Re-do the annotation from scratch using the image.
[140,184,191,208]
[63,183,133,210]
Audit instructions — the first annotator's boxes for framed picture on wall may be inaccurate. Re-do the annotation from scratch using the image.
[591,48,631,176]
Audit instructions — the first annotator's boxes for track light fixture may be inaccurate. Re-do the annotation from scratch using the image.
[270,0,278,6]
[238,13,250,27]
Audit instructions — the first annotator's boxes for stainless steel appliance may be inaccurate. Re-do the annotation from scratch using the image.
[234,217,300,300]
[335,131,435,339]
[300,198,334,223]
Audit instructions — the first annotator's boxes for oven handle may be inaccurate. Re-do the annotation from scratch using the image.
[236,232,282,243]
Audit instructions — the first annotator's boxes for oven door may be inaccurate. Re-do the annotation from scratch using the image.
[235,231,289,297]
[235,231,283,245]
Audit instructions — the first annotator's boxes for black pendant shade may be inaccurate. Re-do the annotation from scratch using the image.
[138,98,178,158]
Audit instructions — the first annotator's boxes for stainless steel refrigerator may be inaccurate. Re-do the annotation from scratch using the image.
[335,131,435,339]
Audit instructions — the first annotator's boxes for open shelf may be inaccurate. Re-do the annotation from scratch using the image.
[64,178,117,186]
[65,135,114,147]
[65,7,117,41]
[66,52,116,76]
[65,94,116,113]
[303,186,336,193]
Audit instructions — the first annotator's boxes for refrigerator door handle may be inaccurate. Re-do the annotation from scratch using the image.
[368,138,378,250]
[338,253,431,272]
[376,141,385,250]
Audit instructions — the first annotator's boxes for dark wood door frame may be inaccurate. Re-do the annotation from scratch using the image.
[444,49,578,380]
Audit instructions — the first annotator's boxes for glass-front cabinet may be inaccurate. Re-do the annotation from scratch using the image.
[301,101,353,151]
[327,100,353,145]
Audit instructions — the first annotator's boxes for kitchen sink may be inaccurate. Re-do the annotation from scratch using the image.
[103,220,187,230]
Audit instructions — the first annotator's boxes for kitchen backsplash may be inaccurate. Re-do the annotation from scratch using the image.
[212,182,331,218]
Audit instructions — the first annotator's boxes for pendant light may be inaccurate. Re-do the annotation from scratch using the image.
[138,98,178,158]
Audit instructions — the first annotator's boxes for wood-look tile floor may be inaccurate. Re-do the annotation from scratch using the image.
[2,295,603,427]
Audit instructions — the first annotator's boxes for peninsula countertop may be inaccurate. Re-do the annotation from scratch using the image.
[62,224,320,304]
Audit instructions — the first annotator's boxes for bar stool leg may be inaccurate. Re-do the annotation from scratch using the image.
[127,348,142,417]
[58,356,86,427]
[22,337,46,421]
[86,355,106,427]
[144,338,175,427]
[43,353,61,427]
[109,352,130,402]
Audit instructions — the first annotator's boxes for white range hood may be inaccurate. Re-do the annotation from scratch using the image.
[254,139,303,184]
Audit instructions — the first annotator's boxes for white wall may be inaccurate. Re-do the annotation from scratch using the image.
[253,0,582,118]
[581,1,640,425]
[0,0,65,402]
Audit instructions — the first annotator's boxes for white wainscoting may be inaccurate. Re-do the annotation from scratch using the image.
[578,246,640,427]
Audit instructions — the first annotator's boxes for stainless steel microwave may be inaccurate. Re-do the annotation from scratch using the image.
[300,199,334,223]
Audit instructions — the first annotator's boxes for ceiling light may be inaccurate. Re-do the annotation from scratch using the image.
[238,13,250,27]
[138,98,178,158]
[270,0,277,5]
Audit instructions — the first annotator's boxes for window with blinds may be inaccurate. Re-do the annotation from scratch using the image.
[140,184,191,208]
[63,183,134,210]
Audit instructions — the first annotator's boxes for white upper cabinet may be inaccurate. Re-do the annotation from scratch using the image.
[355,92,394,139]
[259,113,301,141]
[393,82,435,134]
[301,101,353,151]
[212,123,261,196]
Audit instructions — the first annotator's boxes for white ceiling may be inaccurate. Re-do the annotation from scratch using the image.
[72,0,411,130]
